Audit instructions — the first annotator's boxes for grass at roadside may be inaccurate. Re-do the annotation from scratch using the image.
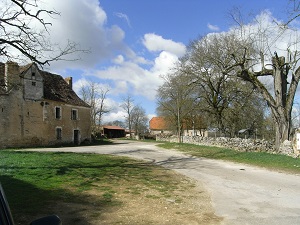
[0,150,189,224]
[157,142,300,173]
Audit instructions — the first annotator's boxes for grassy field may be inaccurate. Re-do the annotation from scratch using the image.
[157,142,300,173]
[0,150,195,224]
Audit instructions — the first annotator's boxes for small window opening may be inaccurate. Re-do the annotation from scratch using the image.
[55,107,61,119]
[71,109,78,120]
[32,82,36,86]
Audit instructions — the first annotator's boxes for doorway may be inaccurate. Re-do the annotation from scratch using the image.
[74,130,80,145]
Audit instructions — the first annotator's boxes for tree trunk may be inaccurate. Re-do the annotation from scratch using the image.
[272,56,291,150]
[271,107,290,151]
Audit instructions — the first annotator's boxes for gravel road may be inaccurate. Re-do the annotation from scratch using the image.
[25,140,300,225]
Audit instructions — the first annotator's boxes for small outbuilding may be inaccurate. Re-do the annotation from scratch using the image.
[102,126,125,138]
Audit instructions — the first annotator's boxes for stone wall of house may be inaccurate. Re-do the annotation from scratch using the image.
[156,135,297,157]
[0,63,91,148]
[0,84,24,148]
[23,64,44,100]
[0,93,91,148]
[40,100,91,146]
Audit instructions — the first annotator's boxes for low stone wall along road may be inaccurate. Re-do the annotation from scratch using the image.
[24,140,300,225]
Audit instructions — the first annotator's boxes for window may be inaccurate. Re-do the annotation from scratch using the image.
[55,107,61,119]
[32,81,36,86]
[71,109,78,120]
[32,72,36,79]
[56,127,62,140]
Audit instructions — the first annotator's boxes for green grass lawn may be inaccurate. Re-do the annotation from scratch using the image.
[0,150,184,224]
[157,142,300,173]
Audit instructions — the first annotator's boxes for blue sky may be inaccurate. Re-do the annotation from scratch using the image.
[39,0,298,123]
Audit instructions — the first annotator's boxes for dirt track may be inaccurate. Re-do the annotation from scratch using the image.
[26,140,300,225]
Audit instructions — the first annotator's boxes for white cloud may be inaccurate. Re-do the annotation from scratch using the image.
[73,78,90,94]
[114,12,132,28]
[207,23,220,31]
[102,110,127,123]
[113,81,128,94]
[113,55,125,64]
[142,33,186,57]
[37,0,129,70]
[100,97,128,123]
[92,49,179,101]
[151,51,178,73]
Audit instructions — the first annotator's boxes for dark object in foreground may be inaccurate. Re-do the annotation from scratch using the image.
[0,183,62,225]
[30,215,61,225]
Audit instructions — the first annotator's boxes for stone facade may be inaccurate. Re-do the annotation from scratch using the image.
[0,62,91,148]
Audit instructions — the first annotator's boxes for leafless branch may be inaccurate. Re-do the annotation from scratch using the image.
[0,0,85,65]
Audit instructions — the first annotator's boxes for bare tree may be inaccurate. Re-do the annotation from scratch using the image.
[0,0,82,65]
[120,95,135,138]
[183,27,299,149]
[80,81,110,136]
[181,35,267,137]
[106,120,126,128]
[157,70,197,142]
[131,105,149,139]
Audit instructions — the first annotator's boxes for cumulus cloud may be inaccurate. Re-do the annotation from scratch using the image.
[142,33,186,57]
[207,23,220,31]
[92,49,180,101]
[37,0,129,70]
[102,110,127,123]
[72,77,112,95]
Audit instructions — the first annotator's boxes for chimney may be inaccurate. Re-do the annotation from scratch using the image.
[5,61,20,86]
[64,77,73,89]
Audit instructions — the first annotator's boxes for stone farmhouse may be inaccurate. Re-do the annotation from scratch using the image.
[0,61,91,148]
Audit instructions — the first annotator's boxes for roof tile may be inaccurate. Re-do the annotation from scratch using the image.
[149,117,168,130]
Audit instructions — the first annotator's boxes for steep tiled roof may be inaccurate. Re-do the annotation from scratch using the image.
[0,62,89,107]
[41,71,90,107]
[149,117,168,130]
[19,63,34,74]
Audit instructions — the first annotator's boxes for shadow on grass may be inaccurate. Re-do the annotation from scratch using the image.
[0,150,158,225]
[0,175,119,225]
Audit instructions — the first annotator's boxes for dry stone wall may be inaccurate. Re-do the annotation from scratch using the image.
[156,135,297,157]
